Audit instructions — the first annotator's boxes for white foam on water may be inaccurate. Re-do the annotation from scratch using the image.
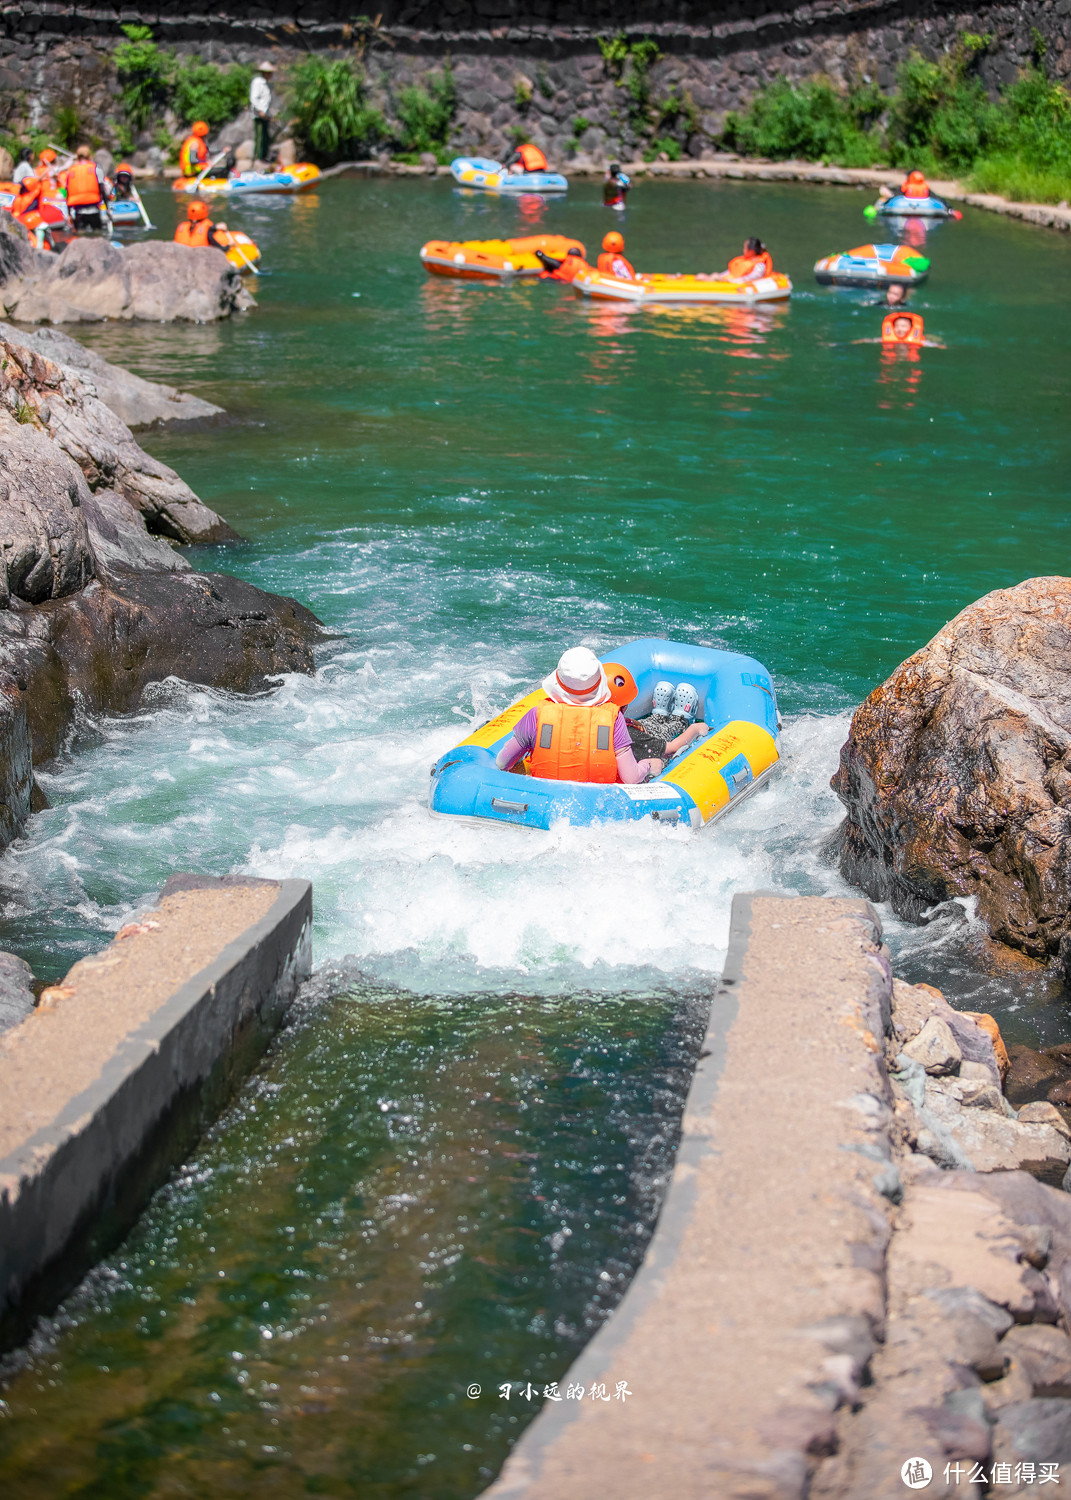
[0,625,861,995]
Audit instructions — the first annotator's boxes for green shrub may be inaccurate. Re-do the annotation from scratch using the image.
[887,36,995,172]
[644,136,683,162]
[51,103,83,150]
[114,23,169,132]
[723,77,885,165]
[288,56,386,163]
[393,66,457,163]
[172,58,253,128]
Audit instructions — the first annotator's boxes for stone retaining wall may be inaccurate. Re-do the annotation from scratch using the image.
[0,873,312,1354]
[482,893,1071,1499]
[0,2,1068,168]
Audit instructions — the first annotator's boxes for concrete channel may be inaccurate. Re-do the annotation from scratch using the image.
[0,873,312,1354]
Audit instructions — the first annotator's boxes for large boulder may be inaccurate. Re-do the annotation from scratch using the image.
[0,417,94,605]
[0,322,223,428]
[832,578,1071,970]
[0,334,236,544]
[0,238,251,324]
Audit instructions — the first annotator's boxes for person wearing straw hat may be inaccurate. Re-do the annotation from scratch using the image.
[250,60,275,166]
[494,646,663,784]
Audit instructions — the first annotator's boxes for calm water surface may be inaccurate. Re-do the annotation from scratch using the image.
[0,177,1068,1495]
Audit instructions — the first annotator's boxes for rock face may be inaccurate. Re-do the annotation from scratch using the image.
[0,333,235,545]
[832,579,1071,972]
[0,323,223,429]
[0,239,252,325]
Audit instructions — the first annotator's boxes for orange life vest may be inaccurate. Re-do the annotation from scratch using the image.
[65,159,102,207]
[542,254,590,283]
[175,218,212,248]
[901,174,930,199]
[881,312,925,345]
[727,251,773,279]
[180,135,210,178]
[517,143,548,173]
[528,701,619,783]
[596,251,635,278]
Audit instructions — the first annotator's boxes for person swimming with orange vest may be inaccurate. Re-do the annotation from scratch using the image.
[881,311,925,345]
[174,198,226,250]
[495,647,663,784]
[535,245,593,283]
[506,142,549,175]
[596,231,636,279]
[725,237,774,281]
[179,121,212,179]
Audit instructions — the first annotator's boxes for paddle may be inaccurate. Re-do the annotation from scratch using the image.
[131,183,153,229]
[192,150,228,192]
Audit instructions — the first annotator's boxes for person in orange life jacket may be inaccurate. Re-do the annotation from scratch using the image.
[64,145,109,231]
[596,231,635,279]
[506,142,548,174]
[726,237,774,280]
[179,121,211,179]
[881,311,925,345]
[603,665,709,764]
[174,198,226,249]
[495,647,663,783]
[535,245,592,282]
[900,169,931,199]
[603,162,630,209]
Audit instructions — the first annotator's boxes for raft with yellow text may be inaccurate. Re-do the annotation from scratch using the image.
[573,268,792,306]
[429,638,780,830]
[420,233,586,280]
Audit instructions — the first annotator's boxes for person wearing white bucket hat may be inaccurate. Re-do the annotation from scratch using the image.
[250,60,276,166]
[495,647,663,784]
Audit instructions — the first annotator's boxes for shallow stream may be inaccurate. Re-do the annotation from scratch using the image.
[0,177,1068,1495]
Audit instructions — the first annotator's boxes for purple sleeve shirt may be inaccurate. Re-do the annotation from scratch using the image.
[496,706,653,783]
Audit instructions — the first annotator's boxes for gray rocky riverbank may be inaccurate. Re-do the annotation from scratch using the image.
[0,321,322,879]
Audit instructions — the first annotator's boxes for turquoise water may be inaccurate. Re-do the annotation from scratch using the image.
[0,177,1068,1493]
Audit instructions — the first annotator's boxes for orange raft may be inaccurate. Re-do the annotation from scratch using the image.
[420,234,585,281]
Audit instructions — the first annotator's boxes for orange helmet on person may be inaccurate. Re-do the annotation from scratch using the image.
[906,170,926,184]
[602,231,625,253]
[187,199,209,221]
[39,149,57,165]
[115,163,133,176]
[602,663,637,709]
[191,120,210,138]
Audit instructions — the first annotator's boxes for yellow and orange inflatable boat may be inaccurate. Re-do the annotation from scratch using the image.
[573,267,792,306]
[420,234,585,281]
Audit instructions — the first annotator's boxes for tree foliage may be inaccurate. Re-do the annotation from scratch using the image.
[288,57,386,161]
[393,67,457,163]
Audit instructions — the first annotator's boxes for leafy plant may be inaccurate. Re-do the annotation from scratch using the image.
[394,66,457,162]
[172,57,253,128]
[567,115,593,154]
[513,76,533,109]
[597,34,662,134]
[51,103,83,150]
[597,33,631,81]
[288,56,386,163]
[723,77,885,166]
[888,37,996,173]
[644,136,683,162]
[535,66,554,100]
[114,23,169,132]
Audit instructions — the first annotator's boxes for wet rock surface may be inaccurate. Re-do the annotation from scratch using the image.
[0,323,223,429]
[0,239,252,325]
[0,949,35,1035]
[832,578,1071,974]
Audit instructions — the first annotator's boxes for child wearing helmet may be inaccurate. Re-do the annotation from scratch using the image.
[112,163,136,201]
[179,121,211,180]
[597,231,635,279]
[174,198,226,249]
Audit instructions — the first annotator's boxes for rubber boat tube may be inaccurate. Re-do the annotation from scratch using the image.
[429,638,780,831]
[573,268,792,306]
[0,182,68,226]
[420,233,586,280]
[876,192,953,218]
[172,163,320,196]
[814,243,929,288]
[108,200,143,226]
[450,156,569,194]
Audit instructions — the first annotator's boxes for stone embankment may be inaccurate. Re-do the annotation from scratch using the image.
[0,320,322,849]
[833,577,1071,979]
[0,872,312,1354]
[485,894,1071,1500]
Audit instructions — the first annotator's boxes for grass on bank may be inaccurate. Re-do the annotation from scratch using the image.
[723,33,1071,205]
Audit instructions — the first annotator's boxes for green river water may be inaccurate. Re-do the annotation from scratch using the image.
[0,177,1068,1496]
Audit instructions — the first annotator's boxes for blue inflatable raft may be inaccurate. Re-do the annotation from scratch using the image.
[429,639,780,831]
[876,192,953,218]
[450,156,569,194]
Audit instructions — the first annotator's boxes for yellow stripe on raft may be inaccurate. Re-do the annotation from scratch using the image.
[458,690,546,750]
[662,720,780,823]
